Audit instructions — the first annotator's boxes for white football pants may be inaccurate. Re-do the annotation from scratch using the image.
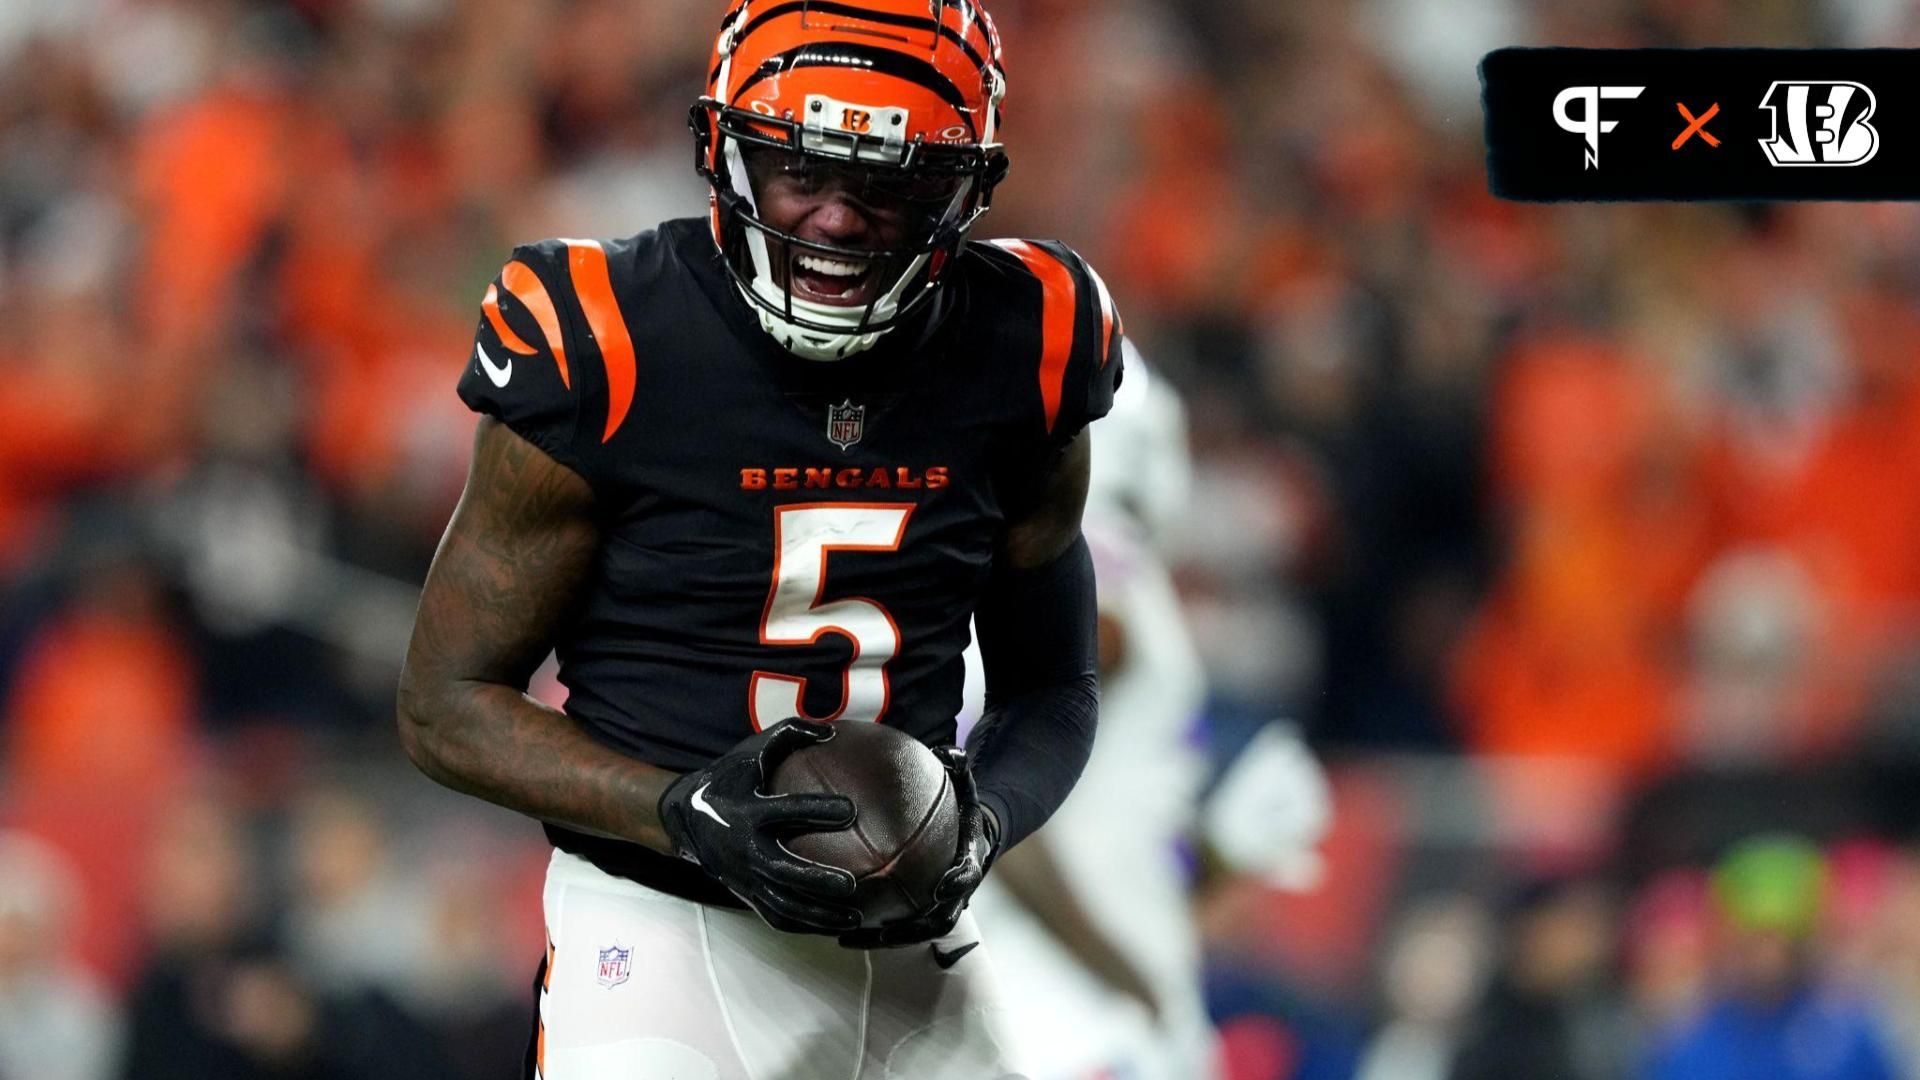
[531,850,1022,1080]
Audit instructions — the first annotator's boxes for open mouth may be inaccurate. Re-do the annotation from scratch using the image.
[789,251,879,306]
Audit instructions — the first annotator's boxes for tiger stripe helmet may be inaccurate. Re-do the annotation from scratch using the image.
[691,0,1010,360]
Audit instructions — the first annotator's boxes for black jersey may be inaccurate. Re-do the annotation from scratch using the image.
[456,218,1121,896]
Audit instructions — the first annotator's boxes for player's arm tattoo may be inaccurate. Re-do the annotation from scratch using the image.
[1002,429,1091,570]
[397,417,677,852]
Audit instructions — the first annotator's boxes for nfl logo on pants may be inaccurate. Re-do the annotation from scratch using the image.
[596,944,632,988]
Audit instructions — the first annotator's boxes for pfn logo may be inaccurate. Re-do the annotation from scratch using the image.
[1758,81,1878,166]
[1553,85,1645,169]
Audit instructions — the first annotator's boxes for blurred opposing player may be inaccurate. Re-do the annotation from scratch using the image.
[396,2,1125,1077]
[964,351,1220,1079]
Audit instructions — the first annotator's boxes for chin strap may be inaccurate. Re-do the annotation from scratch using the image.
[740,279,883,361]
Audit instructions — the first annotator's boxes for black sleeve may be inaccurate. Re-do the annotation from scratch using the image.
[964,535,1100,856]
[455,242,590,479]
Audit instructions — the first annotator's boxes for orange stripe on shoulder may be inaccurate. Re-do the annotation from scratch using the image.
[1085,262,1119,367]
[565,240,637,444]
[992,240,1078,435]
[500,261,570,389]
[481,284,538,356]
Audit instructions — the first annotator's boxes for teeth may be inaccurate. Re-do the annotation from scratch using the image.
[797,253,869,278]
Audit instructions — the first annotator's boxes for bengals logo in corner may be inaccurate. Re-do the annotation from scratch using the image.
[1758,81,1879,167]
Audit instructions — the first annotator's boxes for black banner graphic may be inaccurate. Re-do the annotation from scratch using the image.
[1482,48,1919,200]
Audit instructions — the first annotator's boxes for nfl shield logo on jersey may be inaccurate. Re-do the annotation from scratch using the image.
[596,944,632,988]
[827,399,865,451]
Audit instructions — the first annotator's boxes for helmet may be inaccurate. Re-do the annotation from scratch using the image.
[691,0,1010,361]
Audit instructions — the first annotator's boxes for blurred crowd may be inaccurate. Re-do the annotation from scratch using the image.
[4,0,1920,1078]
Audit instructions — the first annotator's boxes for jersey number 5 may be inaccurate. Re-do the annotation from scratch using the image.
[748,503,914,729]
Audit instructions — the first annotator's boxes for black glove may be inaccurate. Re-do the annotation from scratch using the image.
[838,745,997,949]
[658,718,862,935]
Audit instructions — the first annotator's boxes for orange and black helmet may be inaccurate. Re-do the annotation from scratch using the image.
[690,0,1010,360]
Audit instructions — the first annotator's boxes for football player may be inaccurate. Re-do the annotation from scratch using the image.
[395,2,1122,1078]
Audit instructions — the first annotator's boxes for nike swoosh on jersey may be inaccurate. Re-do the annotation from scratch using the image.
[691,782,729,828]
[931,941,978,970]
[476,340,513,388]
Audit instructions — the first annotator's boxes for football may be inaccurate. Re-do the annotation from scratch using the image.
[770,721,960,927]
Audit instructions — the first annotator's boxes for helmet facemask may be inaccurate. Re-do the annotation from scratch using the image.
[696,100,1007,360]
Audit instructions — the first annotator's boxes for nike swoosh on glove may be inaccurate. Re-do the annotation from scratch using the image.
[658,718,862,934]
[838,745,997,949]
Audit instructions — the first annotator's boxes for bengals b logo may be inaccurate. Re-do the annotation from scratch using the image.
[842,108,873,134]
[1758,81,1879,166]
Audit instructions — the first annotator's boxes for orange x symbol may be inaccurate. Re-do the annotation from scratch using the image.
[1673,102,1720,149]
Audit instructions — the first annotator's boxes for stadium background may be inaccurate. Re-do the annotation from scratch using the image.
[4,0,1920,1077]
